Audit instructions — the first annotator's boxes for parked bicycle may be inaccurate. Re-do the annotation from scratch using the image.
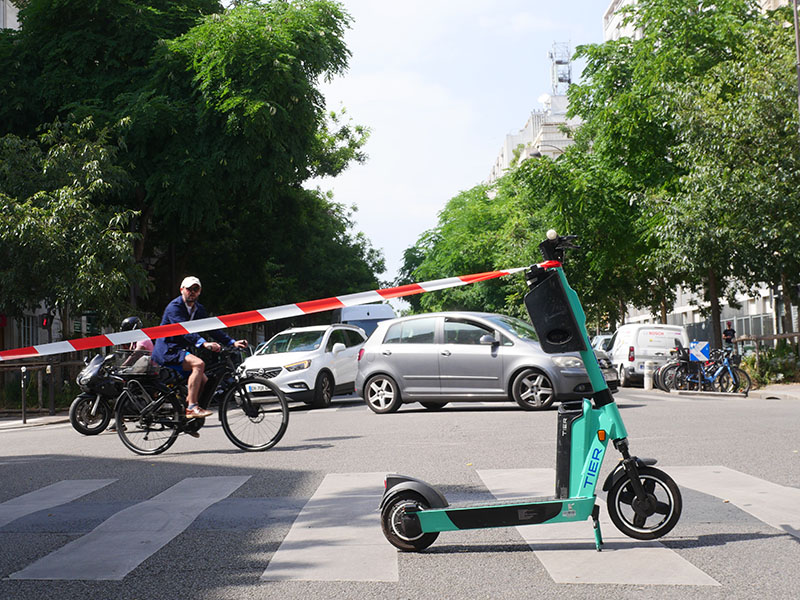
[669,346,751,394]
[653,343,688,392]
[114,346,289,455]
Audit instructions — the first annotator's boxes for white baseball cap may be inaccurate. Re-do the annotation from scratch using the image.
[180,276,202,289]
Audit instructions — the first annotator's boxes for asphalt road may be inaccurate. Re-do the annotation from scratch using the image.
[1,390,798,600]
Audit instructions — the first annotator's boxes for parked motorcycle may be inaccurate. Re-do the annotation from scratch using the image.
[69,353,124,435]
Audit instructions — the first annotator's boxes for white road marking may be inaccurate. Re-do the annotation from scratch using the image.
[0,479,116,529]
[478,468,719,586]
[10,476,249,580]
[669,466,800,539]
[261,472,396,582]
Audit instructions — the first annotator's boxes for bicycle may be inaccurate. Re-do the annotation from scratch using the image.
[114,346,289,455]
[670,346,751,394]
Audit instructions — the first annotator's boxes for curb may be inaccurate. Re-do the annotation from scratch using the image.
[0,414,70,431]
[664,389,800,401]
[669,390,748,398]
[748,390,800,401]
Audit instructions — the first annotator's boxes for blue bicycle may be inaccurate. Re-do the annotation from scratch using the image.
[671,347,751,394]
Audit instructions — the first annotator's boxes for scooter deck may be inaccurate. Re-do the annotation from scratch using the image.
[415,495,595,533]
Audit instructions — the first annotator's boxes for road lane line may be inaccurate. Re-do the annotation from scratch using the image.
[10,476,250,580]
[261,472,396,582]
[669,466,800,539]
[478,468,719,586]
[0,479,116,529]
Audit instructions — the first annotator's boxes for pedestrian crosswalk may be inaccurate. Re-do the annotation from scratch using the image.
[1,467,798,585]
[478,469,719,586]
[9,477,250,580]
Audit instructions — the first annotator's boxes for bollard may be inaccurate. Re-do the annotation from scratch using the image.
[20,366,27,424]
[643,361,658,390]
[47,364,55,416]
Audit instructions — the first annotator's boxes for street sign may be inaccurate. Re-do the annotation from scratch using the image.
[690,341,710,362]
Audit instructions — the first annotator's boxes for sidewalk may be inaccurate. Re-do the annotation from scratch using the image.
[748,383,800,401]
[0,411,69,431]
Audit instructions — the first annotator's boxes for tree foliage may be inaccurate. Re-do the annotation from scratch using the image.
[0,118,147,328]
[0,0,382,329]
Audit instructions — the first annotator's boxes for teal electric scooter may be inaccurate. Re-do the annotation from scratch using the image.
[379,230,682,552]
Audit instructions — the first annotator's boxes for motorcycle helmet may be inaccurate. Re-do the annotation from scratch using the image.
[121,316,143,331]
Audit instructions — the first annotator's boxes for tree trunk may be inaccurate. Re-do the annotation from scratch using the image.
[129,187,153,310]
[707,267,722,349]
[781,272,798,352]
[660,296,668,325]
[781,272,793,335]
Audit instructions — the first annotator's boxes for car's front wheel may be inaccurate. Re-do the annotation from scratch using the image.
[312,371,333,408]
[364,374,402,414]
[511,369,555,410]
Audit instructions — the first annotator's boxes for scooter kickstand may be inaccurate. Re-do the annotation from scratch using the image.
[591,504,603,552]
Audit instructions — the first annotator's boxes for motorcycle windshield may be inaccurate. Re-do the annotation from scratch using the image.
[76,354,105,388]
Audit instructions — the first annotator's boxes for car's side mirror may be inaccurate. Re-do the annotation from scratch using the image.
[479,334,497,346]
[332,342,346,354]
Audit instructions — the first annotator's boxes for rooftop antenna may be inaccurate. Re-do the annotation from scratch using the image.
[548,42,572,95]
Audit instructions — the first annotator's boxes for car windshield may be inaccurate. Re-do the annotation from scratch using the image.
[257,331,324,354]
[484,314,539,342]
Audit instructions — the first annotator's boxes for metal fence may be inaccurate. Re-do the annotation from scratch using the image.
[685,313,775,345]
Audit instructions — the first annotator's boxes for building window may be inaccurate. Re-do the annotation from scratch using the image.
[19,315,38,347]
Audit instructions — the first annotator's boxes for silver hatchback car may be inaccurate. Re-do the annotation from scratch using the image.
[355,312,618,413]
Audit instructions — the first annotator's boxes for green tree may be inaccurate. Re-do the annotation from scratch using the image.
[0,0,380,325]
[0,119,147,334]
[568,0,794,345]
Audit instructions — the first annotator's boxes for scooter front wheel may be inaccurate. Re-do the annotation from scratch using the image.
[69,394,112,435]
[381,491,439,552]
[607,466,682,540]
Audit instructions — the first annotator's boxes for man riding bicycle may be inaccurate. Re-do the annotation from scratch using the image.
[152,276,247,421]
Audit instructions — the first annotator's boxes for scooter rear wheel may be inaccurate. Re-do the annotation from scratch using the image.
[381,491,439,552]
[607,466,682,540]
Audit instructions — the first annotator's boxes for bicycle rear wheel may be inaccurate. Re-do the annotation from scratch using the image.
[115,392,182,455]
[220,377,289,451]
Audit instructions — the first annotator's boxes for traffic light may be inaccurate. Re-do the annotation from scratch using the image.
[39,313,53,328]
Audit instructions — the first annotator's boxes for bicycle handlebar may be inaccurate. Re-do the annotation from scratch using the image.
[538,229,580,263]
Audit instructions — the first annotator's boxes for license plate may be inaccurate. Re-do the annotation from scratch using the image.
[603,371,617,382]
[246,383,268,393]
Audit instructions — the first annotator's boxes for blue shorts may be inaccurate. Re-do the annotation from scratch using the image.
[162,349,190,376]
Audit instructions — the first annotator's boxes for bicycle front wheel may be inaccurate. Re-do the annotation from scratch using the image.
[115,392,181,455]
[220,377,289,451]
[718,367,752,394]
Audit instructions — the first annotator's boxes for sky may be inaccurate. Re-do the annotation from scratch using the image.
[312,1,609,283]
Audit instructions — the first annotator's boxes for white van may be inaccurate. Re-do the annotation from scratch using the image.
[332,304,396,336]
[607,324,689,387]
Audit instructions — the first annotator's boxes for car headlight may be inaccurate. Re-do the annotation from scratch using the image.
[552,356,584,368]
[284,359,311,372]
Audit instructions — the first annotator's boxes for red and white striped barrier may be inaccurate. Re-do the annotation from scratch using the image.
[0,268,527,361]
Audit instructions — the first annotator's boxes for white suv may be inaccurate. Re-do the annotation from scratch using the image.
[241,324,367,407]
